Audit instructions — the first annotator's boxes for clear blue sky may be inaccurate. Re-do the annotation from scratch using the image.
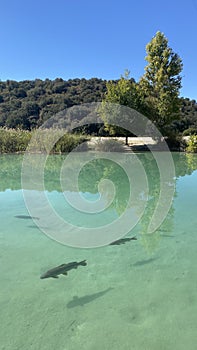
[1,0,197,100]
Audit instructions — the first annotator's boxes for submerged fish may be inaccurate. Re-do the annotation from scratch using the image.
[109,237,137,245]
[40,260,87,279]
[15,215,39,220]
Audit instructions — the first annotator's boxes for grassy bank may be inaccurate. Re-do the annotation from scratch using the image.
[0,128,89,153]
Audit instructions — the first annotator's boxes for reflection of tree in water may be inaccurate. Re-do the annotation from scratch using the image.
[0,154,24,191]
[2,152,197,192]
[2,152,197,252]
[136,152,197,252]
[135,153,172,252]
[68,153,176,252]
[178,153,197,176]
[78,158,130,216]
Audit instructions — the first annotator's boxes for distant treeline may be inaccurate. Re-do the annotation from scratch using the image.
[0,77,196,135]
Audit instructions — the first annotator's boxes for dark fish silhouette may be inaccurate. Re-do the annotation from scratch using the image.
[67,288,113,308]
[40,260,87,279]
[15,215,39,220]
[109,237,137,245]
[133,257,157,266]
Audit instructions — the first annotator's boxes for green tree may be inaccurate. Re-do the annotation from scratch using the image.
[138,31,183,133]
[101,70,142,144]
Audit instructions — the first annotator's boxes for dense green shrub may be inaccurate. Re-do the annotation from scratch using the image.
[0,127,89,153]
[165,133,187,152]
[93,138,125,152]
[182,127,197,136]
[0,128,31,153]
[186,135,197,153]
[53,133,89,153]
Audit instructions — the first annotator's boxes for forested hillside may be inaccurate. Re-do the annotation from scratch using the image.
[175,98,197,134]
[0,78,107,130]
[0,77,196,134]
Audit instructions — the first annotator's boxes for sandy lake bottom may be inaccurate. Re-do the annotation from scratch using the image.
[1,153,197,350]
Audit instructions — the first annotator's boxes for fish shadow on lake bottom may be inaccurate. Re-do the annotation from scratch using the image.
[67,287,113,308]
[14,215,39,220]
[133,257,158,267]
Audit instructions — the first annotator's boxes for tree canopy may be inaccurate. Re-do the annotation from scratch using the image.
[100,71,143,142]
[100,32,188,138]
[138,31,183,131]
[0,78,107,130]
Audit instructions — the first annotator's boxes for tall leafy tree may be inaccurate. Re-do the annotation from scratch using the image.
[138,31,183,132]
[103,70,137,107]
[101,70,142,144]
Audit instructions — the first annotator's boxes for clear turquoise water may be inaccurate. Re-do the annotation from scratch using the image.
[1,153,197,350]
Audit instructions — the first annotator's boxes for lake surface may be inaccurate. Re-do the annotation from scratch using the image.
[1,152,197,350]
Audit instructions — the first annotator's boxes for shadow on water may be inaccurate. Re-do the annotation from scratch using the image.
[133,257,158,267]
[161,234,174,238]
[14,215,40,220]
[67,287,113,308]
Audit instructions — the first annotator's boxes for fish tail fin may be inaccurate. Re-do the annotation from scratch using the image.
[80,260,87,266]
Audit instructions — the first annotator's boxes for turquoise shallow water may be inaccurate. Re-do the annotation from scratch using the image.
[1,153,197,350]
